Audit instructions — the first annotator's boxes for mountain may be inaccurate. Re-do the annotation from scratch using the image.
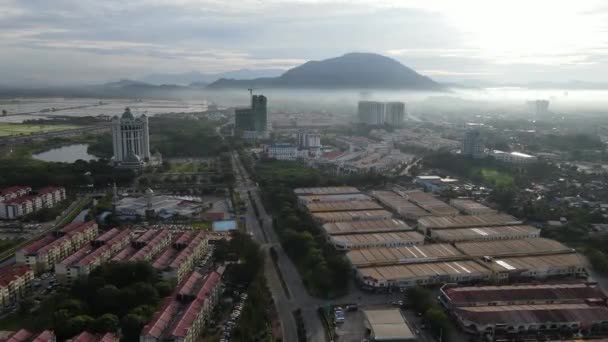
[138,69,285,85]
[207,53,442,90]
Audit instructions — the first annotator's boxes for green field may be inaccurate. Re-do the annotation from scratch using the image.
[0,123,77,137]
[168,162,210,173]
[481,168,514,187]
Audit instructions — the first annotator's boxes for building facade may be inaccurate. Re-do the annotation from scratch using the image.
[111,107,151,169]
[384,102,406,126]
[462,129,484,159]
[234,95,267,138]
[358,101,385,125]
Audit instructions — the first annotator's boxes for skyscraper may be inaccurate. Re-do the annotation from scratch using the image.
[384,102,405,126]
[111,107,150,169]
[358,101,385,125]
[235,94,268,138]
[462,129,484,159]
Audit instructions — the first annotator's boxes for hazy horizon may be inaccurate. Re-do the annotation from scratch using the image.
[2,1,608,86]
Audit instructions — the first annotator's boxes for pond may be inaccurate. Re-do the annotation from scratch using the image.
[33,144,98,163]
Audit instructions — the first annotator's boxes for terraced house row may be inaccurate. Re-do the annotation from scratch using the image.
[0,185,66,219]
[0,329,118,342]
[0,264,34,308]
[141,267,224,342]
[16,221,98,273]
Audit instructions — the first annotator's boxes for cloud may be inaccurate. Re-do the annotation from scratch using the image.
[1,0,608,83]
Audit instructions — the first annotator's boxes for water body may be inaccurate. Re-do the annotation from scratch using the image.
[33,144,98,163]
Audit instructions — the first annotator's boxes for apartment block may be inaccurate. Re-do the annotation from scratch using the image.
[0,264,34,307]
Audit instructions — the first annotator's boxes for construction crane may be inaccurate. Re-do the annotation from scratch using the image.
[247,88,254,97]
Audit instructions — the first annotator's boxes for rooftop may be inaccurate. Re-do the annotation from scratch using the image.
[297,193,371,203]
[454,238,571,257]
[363,309,415,341]
[432,225,540,242]
[346,243,462,266]
[311,209,393,223]
[418,214,522,229]
[402,190,459,216]
[454,303,608,325]
[443,282,607,305]
[489,252,584,272]
[371,190,431,217]
[322,218,411,235]
[293,186,361,195]
[449,199,496,214]
[359,260,491,281]
[331,231,425,246]
[305,200,383,213]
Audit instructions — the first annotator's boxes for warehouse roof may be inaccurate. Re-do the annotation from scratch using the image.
[346,244,462,266]
[402,190,459,216]
[363,309,415,341]
[297,193,371,204]
[371,190,431,218]
[449,198,496,215]
[432,225,540,242]
[443,282,607,305]
[311,210,393,223]
[322,219,411,235]
[294,186,360,195]
[454,303,608,325]
[305,200,383,213]
[489,252,583,272]
[359,260,491,281]
[331,231,424,246]
[418,214,521,229]
[455,238,571,257]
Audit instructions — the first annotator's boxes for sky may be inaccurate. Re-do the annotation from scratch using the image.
[1,0,608,85]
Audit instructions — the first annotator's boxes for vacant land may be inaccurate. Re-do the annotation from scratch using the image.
[0,123,77,137]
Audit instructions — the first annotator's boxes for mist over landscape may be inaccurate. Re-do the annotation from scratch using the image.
[3,2,608,342]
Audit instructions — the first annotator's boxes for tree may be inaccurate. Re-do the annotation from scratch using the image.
[424,308,453,341]
[490,186,517,211]
[405,287,433,313]
[121,314,145,342]
[65,315,95,338]
[155,281,173,297]
[92,313,120,333]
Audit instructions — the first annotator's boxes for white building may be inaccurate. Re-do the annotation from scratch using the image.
[358,101,385,125]
[111,107,151,169]
[491,150,537,164]
[297,131,321,148]
[384,102,405,126]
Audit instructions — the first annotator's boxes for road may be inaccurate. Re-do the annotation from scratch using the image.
[232,152,329,342]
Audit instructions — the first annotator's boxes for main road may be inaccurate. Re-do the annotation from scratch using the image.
[231,151,328,342]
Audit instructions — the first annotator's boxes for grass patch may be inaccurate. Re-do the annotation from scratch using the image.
[168,162,209,173]
[480,168,514,187]
[0,123,77,137]
[192,222,211,230]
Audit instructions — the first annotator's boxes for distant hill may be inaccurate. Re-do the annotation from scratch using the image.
[207,53,442,90]
[138,69,285,86]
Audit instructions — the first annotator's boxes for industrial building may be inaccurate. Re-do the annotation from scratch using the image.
[439,282,607,309]
[371,190,431,219]
[484,252,586,281]
[294,186,361,196]
[311,210,393,223]
[330,231,425,250]
[357,260,492,289]
[0,264,34,308]
[430,225,540,242]
[16,221,98,273]
[417,214,522,234]
[346,243,462,267]
[363,308,416,342]
[454,238,571,257]
[305,200,383,213]
[449,198,496,215]
[440,282,608,337]
[401,190,459,216]
[140,268,223,342]
[491,150,537,164]
[322,218,411,236]
[297,193,371,205]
